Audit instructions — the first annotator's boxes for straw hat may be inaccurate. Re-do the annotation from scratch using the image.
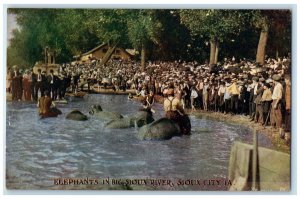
[272,74,281,81]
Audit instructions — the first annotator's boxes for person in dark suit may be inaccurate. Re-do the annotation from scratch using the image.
[48,69,59,100]
[11,65,23,101]
[183,82,191,109]
[254,78,265,124]
[41,71,48,93]
[58,73,68,100]
[239,81,248,115]
[31,69,37,101]
[35,69,46,99]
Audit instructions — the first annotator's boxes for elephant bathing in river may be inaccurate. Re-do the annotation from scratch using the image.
[137,114,191,140]
[137,118,180,140]
[89,105,123,121]
[105,110,155,129]
[66,110,88,121]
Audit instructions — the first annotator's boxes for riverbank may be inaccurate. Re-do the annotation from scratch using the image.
[187,110,290,153]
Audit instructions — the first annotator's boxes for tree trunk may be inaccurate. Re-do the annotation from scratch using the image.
[214,41,219,64]
[209,40,216,65]
[256,28,268,65]
[141,44,146,71]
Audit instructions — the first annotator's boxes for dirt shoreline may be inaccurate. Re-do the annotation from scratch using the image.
[185,109,290,153]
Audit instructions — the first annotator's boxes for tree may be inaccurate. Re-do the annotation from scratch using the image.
[180,10,246,66]
[56,9,99,56]
[126,10,162,70]
[250,10,291,64]
[7,9,291,69]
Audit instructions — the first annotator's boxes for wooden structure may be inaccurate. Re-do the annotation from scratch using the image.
[32,46,60,74]
[228,139,290,191]
[78,43,135,63]
[32,62,60,75]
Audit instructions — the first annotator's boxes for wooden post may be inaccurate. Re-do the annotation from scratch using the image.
[252,129,258,191]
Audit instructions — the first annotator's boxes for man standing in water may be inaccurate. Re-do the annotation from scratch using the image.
[37,90,61,119]
[163,89,191,135]
[146,90,155,107]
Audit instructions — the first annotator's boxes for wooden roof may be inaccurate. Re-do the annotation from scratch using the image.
[81,43,107,56]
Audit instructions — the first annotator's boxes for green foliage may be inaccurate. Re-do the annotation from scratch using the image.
[83,9,131,47]
[180,9,248,42]
[126,10,162,49]
[7,9,291,69]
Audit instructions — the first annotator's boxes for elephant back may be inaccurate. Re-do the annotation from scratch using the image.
[105,117,131,129]
[130,111,154,127]
[66,110,88,121]
[137,118,180,140]
[94,111,123,121]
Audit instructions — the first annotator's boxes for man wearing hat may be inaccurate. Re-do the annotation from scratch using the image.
[249,76,259,120]
[238,80,248,115]
[261,83,273,125]
[22,69,32,101]
[202,79,209,111]
[48,69,59,100]
[270,74,283,129]
[254,77,265,124]
[284,74,291,132]
[58,72,68,100]
[34,68,46,100]
[164,88,190,135]
[228,78,240,114]
[217,81,226,112]
[10,65,23,101]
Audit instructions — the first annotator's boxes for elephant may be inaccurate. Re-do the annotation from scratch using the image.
[137,118,181,140]
[105,110,155,129]
[50,107,62,115]
[66,110,88,121]
[128,110,155,127]
[89,105,123,121]
[105,117,132,129]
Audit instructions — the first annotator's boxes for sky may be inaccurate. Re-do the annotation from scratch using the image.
[7,13,19,44]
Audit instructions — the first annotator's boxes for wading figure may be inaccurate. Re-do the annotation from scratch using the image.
[163,89,191,135]
[38,90,61,119]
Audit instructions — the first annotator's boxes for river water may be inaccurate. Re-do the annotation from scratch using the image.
[6,94,274,191]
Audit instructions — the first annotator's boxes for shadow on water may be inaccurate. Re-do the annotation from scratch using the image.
[6,94,274,190]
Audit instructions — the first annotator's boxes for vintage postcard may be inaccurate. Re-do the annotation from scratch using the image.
[5,6,292,192]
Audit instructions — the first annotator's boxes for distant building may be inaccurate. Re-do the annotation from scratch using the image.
[77,43,136,62]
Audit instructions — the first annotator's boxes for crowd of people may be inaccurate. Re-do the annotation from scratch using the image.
[7,55,291,135]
